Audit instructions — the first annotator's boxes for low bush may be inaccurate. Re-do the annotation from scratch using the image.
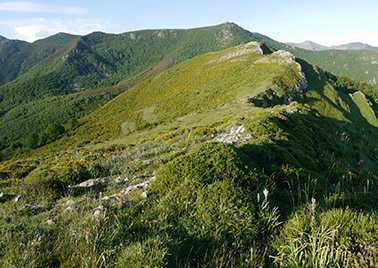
[116,238,169,268]
[274,202,378,267]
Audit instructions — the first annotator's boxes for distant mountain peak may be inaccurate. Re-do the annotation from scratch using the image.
[287,40,329,51]
[332,42,376,50]
[0,35,7,41]
[221,21,239,27]
[216,22,245,31]
[32,32,79,44]
[288,40,378,51]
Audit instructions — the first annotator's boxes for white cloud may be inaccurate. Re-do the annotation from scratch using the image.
[1,18,107,42]
[0,1,84,15]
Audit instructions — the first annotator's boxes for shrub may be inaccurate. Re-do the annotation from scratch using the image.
[39,123,65,145]
[23,160,105,198]
[193,180,258,242]
[116,238,168,268]
[151,142,255,196]
[273,203,378,267]
[24,133,40,149]
[24,168,64,198]
[148,143,276,266]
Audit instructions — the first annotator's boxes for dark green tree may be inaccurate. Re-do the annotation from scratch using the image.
[25,133,40,149]
[39,123,65,145]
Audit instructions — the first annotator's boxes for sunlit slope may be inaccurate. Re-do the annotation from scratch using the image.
[68,43,304,143]
[0,23,263,153]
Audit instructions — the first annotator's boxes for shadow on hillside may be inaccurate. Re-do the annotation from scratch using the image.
[239,107,378,216]
[298,58,377,126]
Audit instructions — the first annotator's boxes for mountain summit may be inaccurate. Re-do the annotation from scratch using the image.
[332,42,378,50]
[287,40,328,51]
[288,40,378,51]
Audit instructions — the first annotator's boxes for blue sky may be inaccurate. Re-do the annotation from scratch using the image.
[0,0,377,46]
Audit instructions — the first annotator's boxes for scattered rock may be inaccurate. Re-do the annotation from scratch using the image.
[101,176,156,202]
[0,192,17,203]
[141,192,148,199]
[149,219,160,225]
[93,205,105,218]
[156,30,166,38]
[64,200,77,213]
[285,108,299,115]
[77,178,106,188]
[71,178,105,188]
[217,23,234,44]
[215,125,252,144]
[255,50,296,65]
[68,177,107,195]
[210,42,263,64]
[255,50,308,94]
[129,33,136,40]
[101,195,121,202]
[118,176,156,196]
[114,175,129,184]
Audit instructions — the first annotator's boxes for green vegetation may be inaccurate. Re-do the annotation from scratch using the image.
[0,27,377,267]
[0,23,262,157]
[274,205,378,267]
[64,42,290,143]
[0,33,78,85]
[293,48,378,84]
[2,22,378,158]
[0,88,120,159]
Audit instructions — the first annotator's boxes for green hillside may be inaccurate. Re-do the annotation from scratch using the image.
[0,33,79,85]
[0,23,262,156]
[294,48,378,84]
[2,22,378,158]
[0,40,377,266]
[68,42,287,142]
[0,22,258,110]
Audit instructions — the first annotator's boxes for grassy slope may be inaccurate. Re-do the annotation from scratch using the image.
[19,43,378,169]
[0,42,377,266]
[2,22,378,155]
[0,23,257,111]
[245,33,378,84]
[69,43,284,141]
[0,33,79,85]
[0,23,261,152]
[293,48,378,84]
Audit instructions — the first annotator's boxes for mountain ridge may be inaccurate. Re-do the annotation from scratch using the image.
[1,22,378,157]
[333,42,378,50]
[288,40,378,51]
[0,22,264,155]
[287,40,329,51]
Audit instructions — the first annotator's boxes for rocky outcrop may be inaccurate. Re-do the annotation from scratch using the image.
[215,125,252,144]
[210,42,264,64]
[93,205,105,218]
[64,200,77,213]
[101,176,156,202]
[68,175,129,195]
[250,50,308,108]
